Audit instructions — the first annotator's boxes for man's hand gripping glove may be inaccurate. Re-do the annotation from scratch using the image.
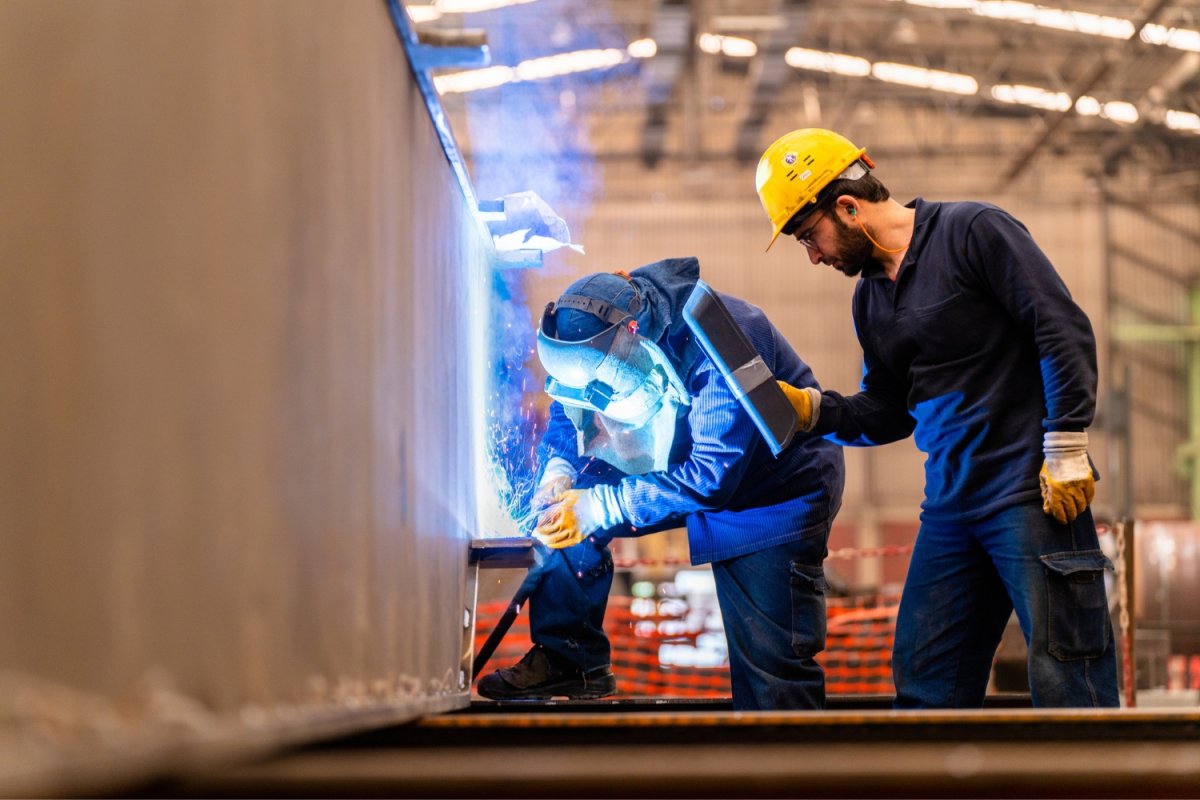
[533,485,625,549]
[777,381,821,432]
[530,457,576,511]
[1040,431,1095,525]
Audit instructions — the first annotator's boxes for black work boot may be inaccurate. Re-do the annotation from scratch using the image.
[476,645,616,700]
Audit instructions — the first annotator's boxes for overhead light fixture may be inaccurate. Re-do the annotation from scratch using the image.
[1165,110,1200,133]
[720,36,758,58]
[989,88,1141,123]
[515,48,627,81]
[697,34,722,55]
[784,46,1184,135]
[895,0,975,8]
[406,4,442,23]
[890,0,1130,37]
[785,47,871,76]
[872,62,978,95]
[408,0,541,23]
[784,47,974,93]
[1074,96,1101,116]
[991,84,1071,111]
[434,48,628,93]
[434,0,538,12]
[889,0,1200,52]
[434,65,515,93]
[1097,100,1138,124]
[1074,96,1139,124]
[1142,25,1200,53]
[971,1,1133,39]
[697,33,758,58]
[627,38,658,59]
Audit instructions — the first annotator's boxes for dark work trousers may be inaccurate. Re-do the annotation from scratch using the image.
[893,503,1120,708]
[711,527,832,711]
[528,526,832,710]
[527,538,614,674]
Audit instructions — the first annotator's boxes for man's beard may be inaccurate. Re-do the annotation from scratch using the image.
[828,214,875,277]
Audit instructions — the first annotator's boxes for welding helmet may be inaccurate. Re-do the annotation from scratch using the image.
[755,128,873,251]
[538,273,688,426]
[537,273,690,473]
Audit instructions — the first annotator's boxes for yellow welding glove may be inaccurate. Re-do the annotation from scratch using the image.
[776,381,822,432]
[1040,431,1095,525]
[530,457,576,511]
[533,485,625,549]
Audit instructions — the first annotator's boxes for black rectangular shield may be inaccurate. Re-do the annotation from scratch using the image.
[683,280,797,456]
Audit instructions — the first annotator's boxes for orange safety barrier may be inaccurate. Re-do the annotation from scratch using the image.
[472,595,732,697]
[610,545,914,570]
[825,595,900,695]
[473,586,903,698]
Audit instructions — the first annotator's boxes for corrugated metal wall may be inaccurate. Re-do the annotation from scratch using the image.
[0,1,486,793]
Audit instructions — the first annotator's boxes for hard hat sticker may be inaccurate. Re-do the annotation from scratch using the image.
[799,169,811,181]
[783,152,797,165]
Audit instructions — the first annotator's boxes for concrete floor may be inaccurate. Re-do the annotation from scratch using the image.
[131,701,1200,799]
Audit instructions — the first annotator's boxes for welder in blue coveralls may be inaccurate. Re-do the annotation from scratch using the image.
[475,257,845,710]
[756,128,1119,708]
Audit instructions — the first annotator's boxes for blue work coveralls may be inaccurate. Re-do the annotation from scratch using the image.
[815,198,1119,708]
[531,257,845,710]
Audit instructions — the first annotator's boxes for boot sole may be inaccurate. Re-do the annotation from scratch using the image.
[478,677,617,701]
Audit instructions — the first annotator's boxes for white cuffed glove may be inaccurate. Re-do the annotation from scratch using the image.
[530,457,577,511]
[777,382,822,432]
[533,484,626,549]
[1040,431,1095,525]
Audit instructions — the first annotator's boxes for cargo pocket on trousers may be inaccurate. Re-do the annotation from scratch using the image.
[1040,550,1112,661]
[790,562,829,658]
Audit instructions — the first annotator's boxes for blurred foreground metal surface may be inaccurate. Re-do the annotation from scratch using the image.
[135,703,1200,799]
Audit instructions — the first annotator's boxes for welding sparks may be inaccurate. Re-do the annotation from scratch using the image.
[458,5,618,536]
[483,395,544,534]
[476,270,546,537]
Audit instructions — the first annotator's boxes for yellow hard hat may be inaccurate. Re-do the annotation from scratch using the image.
[755,128,872,251]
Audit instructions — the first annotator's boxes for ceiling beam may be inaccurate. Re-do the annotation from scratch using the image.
[733,0,805,163]
[997,0,1174,189]
[639,0,691,168]
[1096,50,1200,177]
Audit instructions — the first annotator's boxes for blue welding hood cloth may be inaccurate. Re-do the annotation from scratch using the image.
[553,259,691,343]
[536,256,845,565]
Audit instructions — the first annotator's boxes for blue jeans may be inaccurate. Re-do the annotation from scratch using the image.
[712,529,831,711]
[527,539,614,673]
[527,526,831,710]
[893,503,1119,708]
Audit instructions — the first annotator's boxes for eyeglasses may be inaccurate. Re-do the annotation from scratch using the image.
[789,207,828,248]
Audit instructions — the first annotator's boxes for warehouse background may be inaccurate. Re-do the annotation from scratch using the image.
[1,0,1199,796]
[439,0,1200,525]
[440,0,1200,675]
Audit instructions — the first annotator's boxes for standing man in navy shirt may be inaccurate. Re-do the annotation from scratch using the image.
[756,128,1118,708]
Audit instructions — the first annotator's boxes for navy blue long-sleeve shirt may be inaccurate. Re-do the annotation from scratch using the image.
[537,258,845,565]
[815,198,1097,522]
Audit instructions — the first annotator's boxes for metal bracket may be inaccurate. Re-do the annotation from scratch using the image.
[409,42,490,72]
[461,537,538,690]
[493,249,545,270]
[469,536,536,569]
